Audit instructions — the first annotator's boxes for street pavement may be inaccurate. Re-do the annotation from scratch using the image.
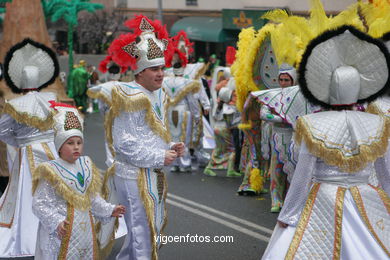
[2,112,279,260]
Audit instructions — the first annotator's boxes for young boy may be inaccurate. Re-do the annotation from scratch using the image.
[32,102,125,260]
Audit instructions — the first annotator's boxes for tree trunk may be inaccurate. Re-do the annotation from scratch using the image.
[67,24,74,88]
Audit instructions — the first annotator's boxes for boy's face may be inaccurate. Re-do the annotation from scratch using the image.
[59,136,83,163]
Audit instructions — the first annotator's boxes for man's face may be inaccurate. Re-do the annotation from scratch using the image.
[278,73,293,88]
[136,65,165,92]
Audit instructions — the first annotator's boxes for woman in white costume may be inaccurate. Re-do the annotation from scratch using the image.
[0,39,59,257]
[262,26,390,260]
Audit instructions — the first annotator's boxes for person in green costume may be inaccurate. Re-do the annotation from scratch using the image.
[67,60,89,113]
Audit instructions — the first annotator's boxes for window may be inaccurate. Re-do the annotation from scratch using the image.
[186,0,198,6]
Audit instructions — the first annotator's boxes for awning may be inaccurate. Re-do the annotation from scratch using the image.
[170,16,236,43]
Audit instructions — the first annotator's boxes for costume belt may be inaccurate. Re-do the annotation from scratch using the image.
[313,175,369,188]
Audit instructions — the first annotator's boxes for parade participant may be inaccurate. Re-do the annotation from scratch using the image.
[32,102,125,260]
[88,55,127,168]
[218,77,242,177]
[163,44,201,172]
[107,15,184,260]
[203,67,236,177]
[0,38,59,257]
[87,55,128,257]
[263,26,390,260]
[67,60,89,113]
[168,31,211,168]
[259,64,296,212]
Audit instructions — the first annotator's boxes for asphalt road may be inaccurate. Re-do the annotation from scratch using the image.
[1,112,279,260]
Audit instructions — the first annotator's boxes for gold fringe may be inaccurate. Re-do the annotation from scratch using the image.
[350,186,390,257]
[3,103,54,131]
[26,145,35,175]
[159,170,169,249]
[294,116,390,173]
[98,217,118,260]
[87,88,112,107]
[333,187,346,260]
[137,169,158,260]
[285,183,321,260]
[42,143,56,160]
[101,164,116,200]
[365,102,383,116]
[32,161,102,211]
[104,86,171,158]
[180,112,188,143]
[90,211,99,260]
[193,104,203,147]
[167,81,200,107]
[58,203,74,260]
[194,63,209,80]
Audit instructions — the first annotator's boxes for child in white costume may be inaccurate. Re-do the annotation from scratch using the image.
[32,102,125,260]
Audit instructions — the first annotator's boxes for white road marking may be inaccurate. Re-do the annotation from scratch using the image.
[166,198,271,242]
[168,193,274,235]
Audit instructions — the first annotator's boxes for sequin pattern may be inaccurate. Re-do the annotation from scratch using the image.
[112,110,169,179]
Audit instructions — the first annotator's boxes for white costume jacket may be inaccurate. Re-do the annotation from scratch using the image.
[0,91,58,257]
[32,156,114,260]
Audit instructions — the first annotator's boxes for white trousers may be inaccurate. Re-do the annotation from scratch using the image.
[114,176,152,260]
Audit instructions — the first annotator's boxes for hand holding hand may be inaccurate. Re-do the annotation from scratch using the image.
[164,150,177,166]
[112,205,126,217]
[171,142,185,157]
[57,220,70,239]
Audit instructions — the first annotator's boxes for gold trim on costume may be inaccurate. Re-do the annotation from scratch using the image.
[89,211,98,260]
[31,162,102,211]
[333,187,346,260]
[365,102,383,116]
[350,187,390,257]
[137,168,168,260]
[294,116,390,173]
[167,81,200,107]
[87,88,112,107]
[194,63,208,80]
[180,112,188,143]
[193,104,203,148]
[26,145,35,174]
[3,103,54,131]
[104,86,171,157]
[58,203,74,260]
[285,183,321,260]
[42,142,55,160]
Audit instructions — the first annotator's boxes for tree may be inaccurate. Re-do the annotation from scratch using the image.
[76,10,128,54]
[50,0,104,85]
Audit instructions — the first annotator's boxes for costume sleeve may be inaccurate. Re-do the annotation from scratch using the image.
[277,142,316,226]
[374,144,390,195]
[91,194,115,224]
[197,81,211,110]
[185,93,201,122]
[260,105,284,123]
[113,111,166,168]
[0,114,18,147]
[32,179,66,234]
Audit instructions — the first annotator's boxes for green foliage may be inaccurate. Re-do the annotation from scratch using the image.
[50,0,104,26]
